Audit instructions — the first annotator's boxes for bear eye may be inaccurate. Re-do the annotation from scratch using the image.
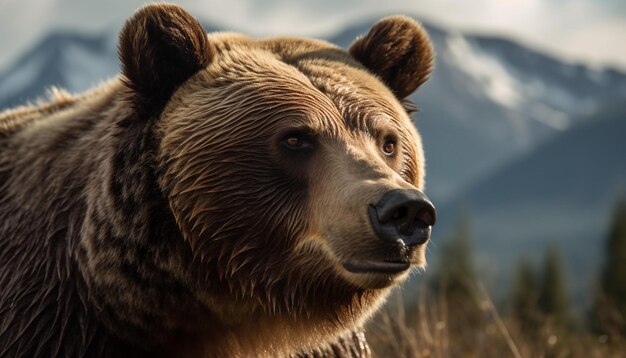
[286,137,301,147]
[281,133,313,151]
[382,139,396,156]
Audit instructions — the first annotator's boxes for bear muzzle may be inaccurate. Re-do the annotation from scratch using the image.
[341,189,436,276]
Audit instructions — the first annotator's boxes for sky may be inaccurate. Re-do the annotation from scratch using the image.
[0,0,625,72]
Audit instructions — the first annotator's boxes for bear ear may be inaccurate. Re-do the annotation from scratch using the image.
[349,16,434,99]
[119,4,213,111]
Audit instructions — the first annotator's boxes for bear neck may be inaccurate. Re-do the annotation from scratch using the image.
[0,80,180,355]
[72,83,207,348]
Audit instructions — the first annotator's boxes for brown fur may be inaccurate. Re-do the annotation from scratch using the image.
[0,4,434,357]
[349,16,434,99]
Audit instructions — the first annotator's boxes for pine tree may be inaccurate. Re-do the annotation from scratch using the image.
[429,212,486,342]
[591,199,626,336]
[434,213,476,302]
[511,259,540,333]
[537,246,569,330]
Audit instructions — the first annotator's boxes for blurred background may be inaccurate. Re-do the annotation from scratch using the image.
[1,0,625,356]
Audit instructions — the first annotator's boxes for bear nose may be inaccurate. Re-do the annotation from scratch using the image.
[368,189,436,246]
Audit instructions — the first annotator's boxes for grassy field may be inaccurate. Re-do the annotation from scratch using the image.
[365,284,626,358]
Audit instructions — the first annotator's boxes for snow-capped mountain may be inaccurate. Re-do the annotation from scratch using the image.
[0,31,118,109]
[0,21,218,111]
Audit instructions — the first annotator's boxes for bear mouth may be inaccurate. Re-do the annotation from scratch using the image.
[342,260,410,274]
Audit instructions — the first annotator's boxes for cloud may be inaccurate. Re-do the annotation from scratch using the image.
[562,20,626,69]
[0,0,56,71]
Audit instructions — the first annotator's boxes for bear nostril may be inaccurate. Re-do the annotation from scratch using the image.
[416,207,435,228]
[392,207,407,221]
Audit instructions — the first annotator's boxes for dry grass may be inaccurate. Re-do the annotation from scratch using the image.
[365,283,626,358]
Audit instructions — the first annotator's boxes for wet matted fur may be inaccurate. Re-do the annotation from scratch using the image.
[0,4,434,357]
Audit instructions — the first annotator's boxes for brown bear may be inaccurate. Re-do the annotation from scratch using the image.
[0,4,435,357]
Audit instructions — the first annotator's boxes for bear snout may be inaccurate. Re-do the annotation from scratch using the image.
[368,189,436,247]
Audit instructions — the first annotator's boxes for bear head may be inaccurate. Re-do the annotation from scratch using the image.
[118,4,435,325]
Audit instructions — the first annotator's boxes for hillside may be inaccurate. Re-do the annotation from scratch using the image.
[436,103,626,304]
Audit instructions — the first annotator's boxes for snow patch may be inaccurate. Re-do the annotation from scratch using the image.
[445,34,523,109]
[525,79,579,113]
[528,103,569,130]
[587,67,610,85]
